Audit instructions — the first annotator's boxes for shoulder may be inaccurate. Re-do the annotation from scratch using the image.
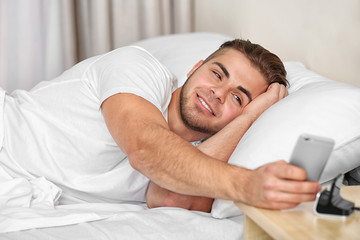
[86,46,177,112]
[100,46,161,66]
[109,45,152,59]
[90,46,174,79]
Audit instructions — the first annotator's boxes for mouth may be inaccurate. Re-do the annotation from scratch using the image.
[198,95,215,116]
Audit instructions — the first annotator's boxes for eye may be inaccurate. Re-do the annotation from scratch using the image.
[233,94,242,105]
[212,71,221,80]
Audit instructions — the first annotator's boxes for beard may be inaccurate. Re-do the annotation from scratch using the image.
[179,80,215,135]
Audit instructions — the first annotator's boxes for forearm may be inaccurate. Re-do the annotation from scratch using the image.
[145,112,254,211]
[196,112,255,162]
[129,122,244,200]
[102,93,247,201]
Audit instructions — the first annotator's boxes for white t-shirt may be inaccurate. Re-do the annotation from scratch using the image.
[0,46,177,204]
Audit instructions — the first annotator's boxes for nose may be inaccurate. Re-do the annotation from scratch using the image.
[211,87,226,104]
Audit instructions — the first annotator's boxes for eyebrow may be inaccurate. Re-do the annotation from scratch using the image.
[213,62,253,102]
[214,62,230,78]
[238,86,252,101]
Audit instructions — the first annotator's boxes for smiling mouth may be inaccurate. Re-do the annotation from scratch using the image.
[198,96,215,116]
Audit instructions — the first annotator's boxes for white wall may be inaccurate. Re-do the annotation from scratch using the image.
[194,0,360,87]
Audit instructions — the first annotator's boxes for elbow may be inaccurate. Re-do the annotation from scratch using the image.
[125,123,173,173]
[146,182,193,210]
[127,148,146,173]
[146,183,213,212]
[125,131,160,174]
[148,193,193,211]
[161,194,213,213]
[125,135,153,173]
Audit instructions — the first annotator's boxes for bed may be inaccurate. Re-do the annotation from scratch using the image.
[1,32,360,239]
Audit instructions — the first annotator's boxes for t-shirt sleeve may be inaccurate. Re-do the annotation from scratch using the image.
[83,46,177,113]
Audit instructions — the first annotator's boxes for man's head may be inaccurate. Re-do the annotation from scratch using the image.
[204,39,288,87]
[179,39,287,135]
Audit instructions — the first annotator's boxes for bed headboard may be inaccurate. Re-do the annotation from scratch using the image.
[194,0,360,87]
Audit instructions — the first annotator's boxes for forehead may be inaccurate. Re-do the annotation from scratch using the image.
[208,48,254,69]
[205,48,268,98]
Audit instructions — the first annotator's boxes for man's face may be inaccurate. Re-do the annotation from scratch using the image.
[179,48,268,134]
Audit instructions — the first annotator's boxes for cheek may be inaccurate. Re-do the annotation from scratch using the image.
[185,73,212,92]
[221,104,243,123]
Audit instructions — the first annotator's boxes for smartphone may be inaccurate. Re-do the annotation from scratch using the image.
[289,133,335,181]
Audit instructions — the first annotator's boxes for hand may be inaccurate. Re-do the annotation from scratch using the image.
[243,82,288,123]
[242,160,321,209]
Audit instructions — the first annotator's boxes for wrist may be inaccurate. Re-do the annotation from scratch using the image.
[241,110,261,125]
[224,165,253,203]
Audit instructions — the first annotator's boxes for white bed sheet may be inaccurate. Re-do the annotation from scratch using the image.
[0,172,243,239]
[1,203,243,240]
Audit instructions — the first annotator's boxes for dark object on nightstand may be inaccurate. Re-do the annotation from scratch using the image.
[344,166,360,186]
[314,174,355,218]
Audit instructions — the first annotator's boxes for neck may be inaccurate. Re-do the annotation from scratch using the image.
[168,88,210,142]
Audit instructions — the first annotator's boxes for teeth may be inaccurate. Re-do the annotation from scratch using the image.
[199,97,213,114]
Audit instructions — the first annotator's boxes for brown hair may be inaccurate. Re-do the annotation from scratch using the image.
[204,39,288,87]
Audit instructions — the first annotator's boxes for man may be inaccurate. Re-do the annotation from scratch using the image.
[0,39,320,212]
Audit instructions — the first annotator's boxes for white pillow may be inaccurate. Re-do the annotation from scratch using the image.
[211,62,360,218]
[132,32,232,86]
[132,33,360,218]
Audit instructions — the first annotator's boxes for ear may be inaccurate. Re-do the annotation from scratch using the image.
[187,60,204,77]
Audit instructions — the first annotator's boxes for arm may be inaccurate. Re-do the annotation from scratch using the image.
[145,104,257,212]
[102,84,320,211]
[146,83,292,211]
[102,93,232,199]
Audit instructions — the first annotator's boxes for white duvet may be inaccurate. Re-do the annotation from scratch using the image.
[2,204,243,240]
[0,170,243,239]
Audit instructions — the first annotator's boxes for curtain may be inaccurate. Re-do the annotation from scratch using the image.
[0,0,194,92]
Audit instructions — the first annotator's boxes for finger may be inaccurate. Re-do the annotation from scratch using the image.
[264,190,318,205]
[279,84,288,98]
[260,195,315,210]
[267,83,288,102]
[267,83,284,103]
[264,201,299,210]
[272,162,308,181]
[262,160,307,181]
[262,162,321,191]
[267,82,280,92]
[271,178,321,195]
[256,190,317,210]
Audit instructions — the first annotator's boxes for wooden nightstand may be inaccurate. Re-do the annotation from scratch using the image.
[235,186,360,240]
